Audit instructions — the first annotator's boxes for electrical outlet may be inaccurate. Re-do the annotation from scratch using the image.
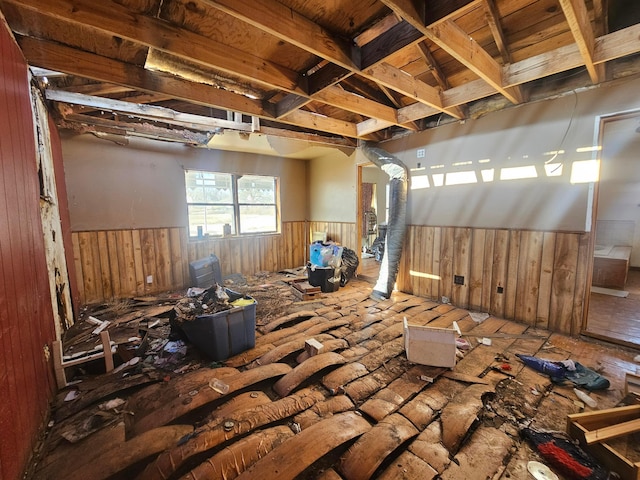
[497,285,504,294]
[417,148,426,158]
[146,275,153,284]
[454,275,464,285]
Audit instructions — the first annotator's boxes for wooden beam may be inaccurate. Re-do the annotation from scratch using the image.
[18,36,264,115]
[205,0,463,120]
[18,37,362,138]
[426,20,523,104]
[415,42,466,119]
[46,89,253,132]
[203,0,358,71]
[381,0,522,104]
[483,0,511,64]
[365,63,463,120]
[313,86,398,125]
[558,0,604,83]
[57,115,212,144]
[9,0,307,95]
[279,110,360,139]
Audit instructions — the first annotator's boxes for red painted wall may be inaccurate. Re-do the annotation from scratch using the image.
[0,21,57,480]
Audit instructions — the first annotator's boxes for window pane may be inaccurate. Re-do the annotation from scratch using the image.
[237,175,276,204]
[239,205,276,233]
[188,205,235,237]
[185,170,233,203]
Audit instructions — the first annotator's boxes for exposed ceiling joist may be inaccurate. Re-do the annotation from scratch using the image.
[559,0,605,83]
[3,0,640,146]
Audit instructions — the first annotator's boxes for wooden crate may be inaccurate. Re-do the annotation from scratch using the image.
[291,279,322,301]
[566,404,640,480]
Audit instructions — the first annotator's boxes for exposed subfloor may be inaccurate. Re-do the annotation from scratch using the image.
[30,275,640,480]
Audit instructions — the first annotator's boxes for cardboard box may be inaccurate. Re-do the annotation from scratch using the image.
[403,318,457,368]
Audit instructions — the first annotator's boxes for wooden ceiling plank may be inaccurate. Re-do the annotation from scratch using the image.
[357,118,395,137]
[9,0,306,95]
[307,64,352,95]
[203,0,358,71]
[424,0,483,25]
[360,20,425,69]
[558,0,604,83]
[46,89,253,132]
[275,95,313,119]
[482,0,511,64]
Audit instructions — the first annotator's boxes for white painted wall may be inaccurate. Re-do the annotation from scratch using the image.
[62,134,308,230]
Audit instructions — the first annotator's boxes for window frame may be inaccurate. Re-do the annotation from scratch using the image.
[185,169,280,239]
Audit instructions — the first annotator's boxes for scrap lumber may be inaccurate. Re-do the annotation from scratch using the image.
[48,425,193,480]
[322,362,369,391]
[54,371,163,422]
[408,420,452,474]
[260,309,318,333]
[254,333,334,366]
[138,387,327,480]
[360,366,446,421]
[339,413,419,480]
[181,425,295,480]
[235,412,372,480]
[131,363,292,436]
[273,352,347,397]
[376,451,438,480]
[440,383,495,453]
[293,394,356,429]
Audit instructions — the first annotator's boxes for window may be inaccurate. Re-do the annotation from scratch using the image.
[185,170,279,238]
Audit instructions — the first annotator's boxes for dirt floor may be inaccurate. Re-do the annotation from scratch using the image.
[29,271,640,480]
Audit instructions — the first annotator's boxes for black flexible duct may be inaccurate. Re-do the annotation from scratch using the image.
[361,143,409,300]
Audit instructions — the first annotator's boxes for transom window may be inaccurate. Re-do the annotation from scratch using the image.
[185,170,279,238]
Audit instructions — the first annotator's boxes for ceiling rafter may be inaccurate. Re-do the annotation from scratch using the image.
[204,0,464,120]
[558,0,605,83]
[482,0,511,64]
[18,36,367,139]
[380,0,524,104]
[7,0,404,133]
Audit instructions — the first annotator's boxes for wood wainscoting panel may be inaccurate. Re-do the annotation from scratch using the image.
[72,222,308,304]
[398,226,590,335]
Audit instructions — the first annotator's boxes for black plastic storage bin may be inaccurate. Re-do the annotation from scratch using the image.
[189,254,222,288]
[307,264,340,293]
[180,289,256,361]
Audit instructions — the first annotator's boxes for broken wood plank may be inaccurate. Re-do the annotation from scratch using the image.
[377,450,438,480]
[322,362,369,391]
[236,412,372,480]
[261,309,318,333]
[139,387,327,480]
[339,413,419,480]
[273,352,347,397]
[60,425,193,480]
[440,383,495,453]
[131,363,292,436]
[584,418,640,444]
[182,425,294,480]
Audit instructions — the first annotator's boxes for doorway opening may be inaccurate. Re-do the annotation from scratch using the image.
[357,164,388,283]
[584,110,640,348]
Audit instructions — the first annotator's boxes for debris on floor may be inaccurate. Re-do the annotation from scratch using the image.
[29,274,640,480]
